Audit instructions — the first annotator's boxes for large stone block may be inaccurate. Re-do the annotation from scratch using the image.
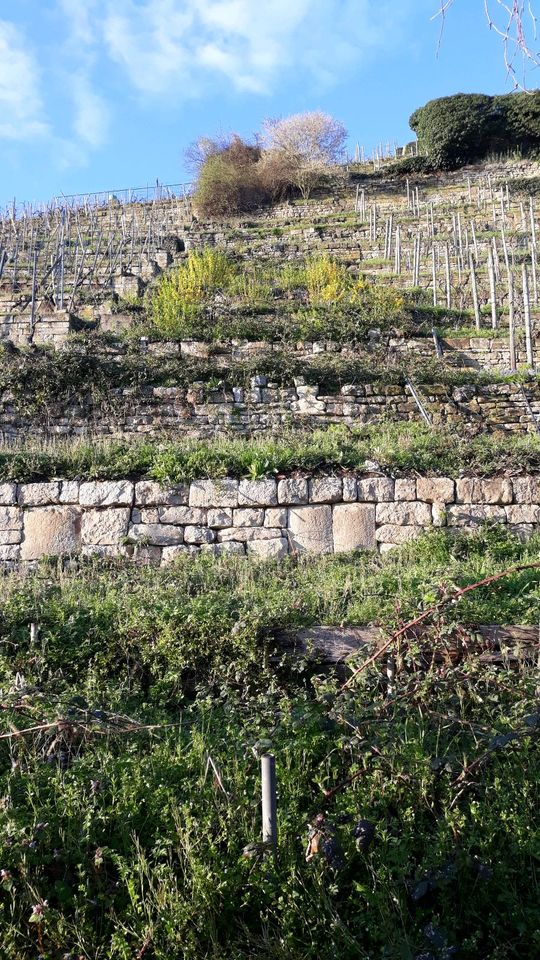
[81,508,130,545]
[277,478,308,505]
[135,481,188,506]
[376,502,432,525]
[233,508,264,527]
[288,505,333,554]
[189,479,239,508]
[0,506,23,529]
[21,507,82,560]
[357,477,395,502]
[333,504,376,553]
[512,477,540,504]
[247,537,288,559]
[158,506,206,525]
[446,505,506,527]
[0,483,17,505]
[207,508,233,528]
[79,481,134,507]
[416,477,455,503]
[309,477,343,503]
[18,483,60,506]
[264,508,288,528]
[505,504,540,524]
[456,478,512,504]
[128,523,184,546]
[59,481,80,504]
[238,479,278,506]
[217,527,282,543]
[184,526,215,545]
[394,479,416,501]
[375,524,424,544]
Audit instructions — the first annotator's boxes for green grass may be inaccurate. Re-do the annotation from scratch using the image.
[1,423,540,482]
[0,527,539,959]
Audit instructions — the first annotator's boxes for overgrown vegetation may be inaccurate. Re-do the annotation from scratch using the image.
[0,527,539,958]
[191,112,347,216]
[146,249,424,340]
[410,91,540,169]
[1,423,540,482]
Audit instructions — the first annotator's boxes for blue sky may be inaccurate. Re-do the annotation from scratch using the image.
[0,0,538,207]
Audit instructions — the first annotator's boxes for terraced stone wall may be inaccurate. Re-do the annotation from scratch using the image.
[1,380,539,442]
[1,473,539,566]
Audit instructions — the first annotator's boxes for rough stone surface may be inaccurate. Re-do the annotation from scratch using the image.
[456,478,512,504]
[342,477,357,502]
[128,523,184,546]
[207,508,233,528]
[417,478,455,503]
[264,507,287,528]
[0,484,17,505]
[247,537,288,559]
[233,508,264,527]
[79,481,134,507]
[309,477,343,503]
[21,507,82,560]
[59,481,80,504]
[447,504,506,527]
[18,483,60,506]
[357,478,395,502]
[158,506,206,525]
[333,504,376,552]
[238,479,278,506]
[505,504,540,523]
[135,482,188,506]
[394,479,416,501]
[375,524,424,544]
[189,479,239,507]
[184,526,215,544]
[277,478,308,504]
[376,502,432,525]
[288,505,333,554]
[81,508,130,545]
[513,477,540,503]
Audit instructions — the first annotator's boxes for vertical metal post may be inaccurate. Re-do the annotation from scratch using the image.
[30,622,39,644]
[261,754,277,849]
[523,263,534,368]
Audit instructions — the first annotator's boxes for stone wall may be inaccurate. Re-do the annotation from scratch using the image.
[1,473,538,566]
[2,379,539,441]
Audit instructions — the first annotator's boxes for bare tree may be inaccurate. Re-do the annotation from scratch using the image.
[260,111,347,200]
[435,1,539,86]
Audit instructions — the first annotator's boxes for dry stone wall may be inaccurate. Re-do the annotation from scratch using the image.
[2,380,539,442]
[1,473,539,566]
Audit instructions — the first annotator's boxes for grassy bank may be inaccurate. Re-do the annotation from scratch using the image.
[1,423,540,482]
[0,528,539,958]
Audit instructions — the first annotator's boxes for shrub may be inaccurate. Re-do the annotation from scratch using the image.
[260,111,348,199]
[192,135,269,217]
[150,249,236,336]
[410,91,540,170]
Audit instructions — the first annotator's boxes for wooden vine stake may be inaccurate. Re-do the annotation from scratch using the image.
[508,270,517,372]
[487,248,498,330]
[469,251,481,331]
[522,263,535,369]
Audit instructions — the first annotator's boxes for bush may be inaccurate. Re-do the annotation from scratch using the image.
[410,91,540,169]
[192,135,269,217]
[150,249,236,336]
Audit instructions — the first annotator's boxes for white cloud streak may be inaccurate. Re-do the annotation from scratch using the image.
[101,0,405,97]
[71,76,111,148]
[0,20,49,140]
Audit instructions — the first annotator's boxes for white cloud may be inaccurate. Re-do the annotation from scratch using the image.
[72,76,111,147]
[0,20,49,140]
[101,0,407,97]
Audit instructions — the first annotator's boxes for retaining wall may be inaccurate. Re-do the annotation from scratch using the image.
[2,380,539,441]
[1,473,539,566]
